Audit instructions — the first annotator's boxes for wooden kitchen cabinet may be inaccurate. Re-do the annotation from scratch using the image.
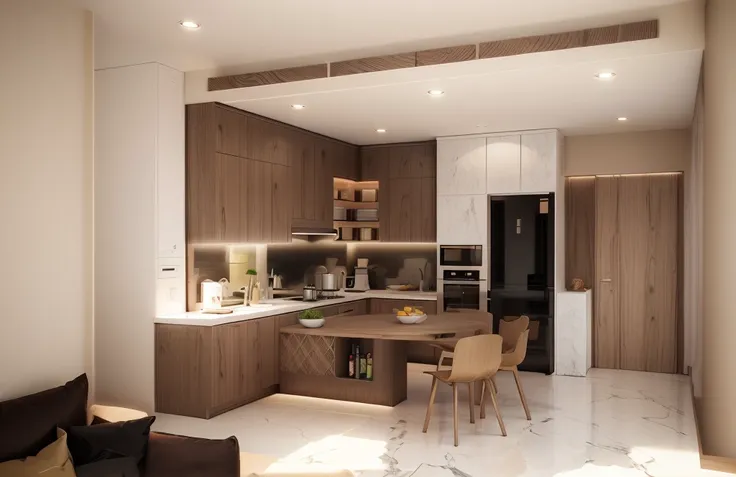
[242,158,272,243]
[158,315,283,419]
[218,154,242,242]
[186,105,220,243]
[389,178,422,242]
[215,105,241,157]
[291,130,316,224]
[314,138,335,228]
[271,164,292,242]
[246,116,290,166]
[389,142,436,179]
[360,147,392,239]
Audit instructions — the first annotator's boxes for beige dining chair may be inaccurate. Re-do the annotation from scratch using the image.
[496,328,532,420]
[433,310,493,370]
[422,334,506,446]
[499,315,530,353]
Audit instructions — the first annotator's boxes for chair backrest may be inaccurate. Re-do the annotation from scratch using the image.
[499,315,530,351]
[505,329,530,366]
[447,334,503,382]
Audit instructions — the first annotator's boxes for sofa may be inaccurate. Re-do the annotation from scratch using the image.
[0,374,353,477]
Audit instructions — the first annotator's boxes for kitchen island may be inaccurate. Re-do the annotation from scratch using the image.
[279,313,489,406]
[154,292,440,418]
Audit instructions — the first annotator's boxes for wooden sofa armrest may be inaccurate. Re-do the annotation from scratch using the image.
[87,404,148,424]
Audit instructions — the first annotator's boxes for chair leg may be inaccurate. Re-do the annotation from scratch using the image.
[512,366,532,420]
[486,378,507,437]
[479,380,486,419]
[490,375,498,394]
[423,377,439,433]
[452,383,459,447]
[467,382,475,424]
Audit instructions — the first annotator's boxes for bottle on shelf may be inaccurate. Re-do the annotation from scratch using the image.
[360,354,367,379]
[366,353,373,381]
[355,344,361,379]
[348,354,355,378]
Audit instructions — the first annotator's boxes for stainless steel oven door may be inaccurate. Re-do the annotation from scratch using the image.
[438,280,487,312]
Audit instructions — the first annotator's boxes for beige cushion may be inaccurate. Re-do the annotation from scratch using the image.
[0,429,75,477]
[87,404,148,424]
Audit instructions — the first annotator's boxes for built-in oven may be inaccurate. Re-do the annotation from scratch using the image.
[439,245,483,267]
[438,269,487,312]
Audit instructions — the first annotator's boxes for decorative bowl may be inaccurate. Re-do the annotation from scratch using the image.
[396,314,427,325]
[299,318,325,328]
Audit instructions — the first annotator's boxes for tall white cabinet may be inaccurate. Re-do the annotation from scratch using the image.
[436,128,565,314]
[95,63,185,412]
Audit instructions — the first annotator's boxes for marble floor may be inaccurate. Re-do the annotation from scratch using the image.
[154,365,718,477]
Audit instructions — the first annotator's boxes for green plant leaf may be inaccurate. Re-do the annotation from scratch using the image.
[299,309,324,320]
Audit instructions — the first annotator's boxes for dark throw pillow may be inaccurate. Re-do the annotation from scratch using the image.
[141,432,240,477]
[0,374,88,463]
[67,416,156,467]
[75,457,140,477]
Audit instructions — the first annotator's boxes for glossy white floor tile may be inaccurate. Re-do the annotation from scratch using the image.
[154,365,714,477]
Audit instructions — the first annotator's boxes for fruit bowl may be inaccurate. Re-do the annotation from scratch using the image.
[394,306,427,325]
[396,313,427,324]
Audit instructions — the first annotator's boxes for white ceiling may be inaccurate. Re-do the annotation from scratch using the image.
[228,50,703,144]
[71,0,690,72]
[69,0,703,144]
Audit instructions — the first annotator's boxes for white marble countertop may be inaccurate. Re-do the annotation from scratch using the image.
[155,290,438,326]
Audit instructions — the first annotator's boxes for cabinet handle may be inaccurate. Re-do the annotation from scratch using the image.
[600,278,612,283]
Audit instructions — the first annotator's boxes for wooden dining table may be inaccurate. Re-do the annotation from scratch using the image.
[279,313,491,406]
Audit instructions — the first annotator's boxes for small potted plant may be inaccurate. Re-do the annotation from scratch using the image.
[298,309,325,328]
[245,269,257,305]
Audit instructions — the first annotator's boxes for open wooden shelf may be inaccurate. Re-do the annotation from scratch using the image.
[334,200,379,210]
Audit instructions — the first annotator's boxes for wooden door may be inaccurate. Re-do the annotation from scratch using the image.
[271,164,291,242]
[594,176,620,369]
[618,174,678,373]
[218,154,242,242]
[241,159,272,242]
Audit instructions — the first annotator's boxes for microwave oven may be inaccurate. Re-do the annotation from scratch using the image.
[439,245,483,267]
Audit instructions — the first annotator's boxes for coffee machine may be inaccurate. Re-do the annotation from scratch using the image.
[347,258,371,292]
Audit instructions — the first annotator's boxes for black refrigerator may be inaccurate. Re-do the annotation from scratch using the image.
[488,194,554,374]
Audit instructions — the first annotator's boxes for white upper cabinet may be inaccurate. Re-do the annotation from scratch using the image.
[486,135,521,194]
[437,137,487,195]
[521,131,557,193]
[436,194,488,245]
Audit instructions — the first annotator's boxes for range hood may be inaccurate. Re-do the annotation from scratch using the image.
[291,226,338,240]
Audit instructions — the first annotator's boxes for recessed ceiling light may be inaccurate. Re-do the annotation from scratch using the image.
[376,129,387,133]
[179,20,201,30]
[427,89,445,97]
[617,117,628,121]
[595,71,616,80]
[291,104,306,110]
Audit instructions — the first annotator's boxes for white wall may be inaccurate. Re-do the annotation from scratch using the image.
[0,1,94,400]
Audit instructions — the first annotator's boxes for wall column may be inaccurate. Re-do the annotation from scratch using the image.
[702,0,736,458]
